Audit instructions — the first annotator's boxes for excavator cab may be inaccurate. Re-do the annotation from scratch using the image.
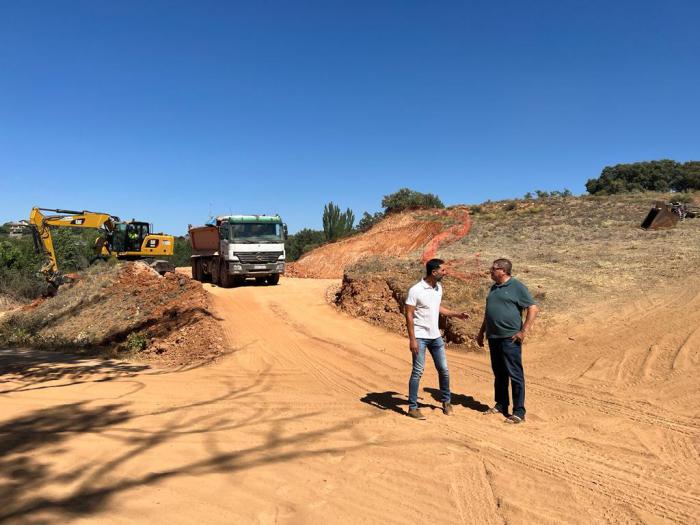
[110,221,151,255]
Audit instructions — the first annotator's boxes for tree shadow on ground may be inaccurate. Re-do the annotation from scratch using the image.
[0,367,374,524]
[424,387,490,412]
[360,391,433,416]
[0,348,222,395]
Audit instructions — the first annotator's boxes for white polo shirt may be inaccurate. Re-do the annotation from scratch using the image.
[405,279,442,339]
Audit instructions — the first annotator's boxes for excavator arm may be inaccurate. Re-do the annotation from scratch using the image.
[29,207,118,284]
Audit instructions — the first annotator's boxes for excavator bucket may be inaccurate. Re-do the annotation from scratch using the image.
[641,201,678,230]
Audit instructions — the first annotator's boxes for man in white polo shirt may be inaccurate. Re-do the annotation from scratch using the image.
[405,258,469,420]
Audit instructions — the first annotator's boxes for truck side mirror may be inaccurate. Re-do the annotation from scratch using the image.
[283,224,288,239]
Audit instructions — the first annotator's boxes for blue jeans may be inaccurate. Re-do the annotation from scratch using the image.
[408,337,450,410]
[488,337,526,418]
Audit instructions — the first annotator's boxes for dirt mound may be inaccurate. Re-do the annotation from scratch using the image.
[335,257,485,349]
[0,262,226,366]
[287,207,471,279]
[334,192,700,346]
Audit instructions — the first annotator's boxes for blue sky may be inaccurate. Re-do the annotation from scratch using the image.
[1,1,698,234]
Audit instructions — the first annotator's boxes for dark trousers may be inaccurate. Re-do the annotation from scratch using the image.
[488,337,526,418]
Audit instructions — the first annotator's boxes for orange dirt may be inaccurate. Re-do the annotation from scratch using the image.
[0,263,225,367]
[1,277,698,523]
[287,207,471,279]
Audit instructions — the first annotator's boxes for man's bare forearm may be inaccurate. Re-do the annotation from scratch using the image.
[477,314,486,336]
[522,305,539,333]
[405,308,416,340]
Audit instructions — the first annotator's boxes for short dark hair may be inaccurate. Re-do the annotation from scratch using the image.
[492,258,512,275]
[426,258,444,276]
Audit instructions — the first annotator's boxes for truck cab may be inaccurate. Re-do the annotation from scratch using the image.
[189,214,287,286]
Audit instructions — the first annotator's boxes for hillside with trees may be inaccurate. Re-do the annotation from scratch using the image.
[586,160,700,195]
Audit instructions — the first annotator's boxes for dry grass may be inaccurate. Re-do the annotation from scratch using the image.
[339,191,700,347]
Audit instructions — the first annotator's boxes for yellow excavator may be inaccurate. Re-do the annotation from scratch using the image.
[29,207,175,289]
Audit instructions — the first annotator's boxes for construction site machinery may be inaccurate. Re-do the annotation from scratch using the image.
[29,207,175,288]
[189,214,287,287]
[641,201,699,230]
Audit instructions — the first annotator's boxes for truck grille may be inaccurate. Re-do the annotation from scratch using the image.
[235,251,283,263]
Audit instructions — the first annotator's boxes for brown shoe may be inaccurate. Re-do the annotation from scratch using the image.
[504,415,525,424]
[483,405,503,415]
[442,402,454,415]
[407,408,426,420]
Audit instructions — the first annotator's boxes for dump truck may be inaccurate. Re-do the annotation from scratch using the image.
[189,214,287,287]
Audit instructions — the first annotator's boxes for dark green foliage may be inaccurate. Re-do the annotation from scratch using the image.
[52,229,94,272]
[586,160,700,195]
[170,236,192,267]
[357,211,385,232]
[523,192,533,200]
[0,237,45,299]
[381,188,444,214]
[535,190,549,199]
[285,228,325,261]
[322,202,355,241]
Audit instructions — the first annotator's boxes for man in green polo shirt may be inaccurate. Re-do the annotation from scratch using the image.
[476,258,539,424]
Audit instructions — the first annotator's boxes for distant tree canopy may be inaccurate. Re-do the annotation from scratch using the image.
[322,202,355,241]
[381,188,444,214]
[170,237,192,267]
[586,160,700,195]
[285,228,325,261]
[356,211,384,232]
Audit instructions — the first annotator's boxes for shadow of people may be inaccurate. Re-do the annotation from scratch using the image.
[424,388,489,412]
[360,391,432,416]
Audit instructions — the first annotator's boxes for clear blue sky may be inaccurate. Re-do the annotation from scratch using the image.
[1,1,698,235]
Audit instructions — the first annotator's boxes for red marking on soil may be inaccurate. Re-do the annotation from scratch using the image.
[420,208,472,264]
[443,254,485,284]
[420,209,474,281]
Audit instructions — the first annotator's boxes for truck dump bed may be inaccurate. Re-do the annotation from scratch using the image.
[189,225,219,255]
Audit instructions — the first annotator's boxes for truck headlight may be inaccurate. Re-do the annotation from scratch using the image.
[277,254,285,261]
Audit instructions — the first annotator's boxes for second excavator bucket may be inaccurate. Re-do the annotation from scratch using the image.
[641,201,678,230]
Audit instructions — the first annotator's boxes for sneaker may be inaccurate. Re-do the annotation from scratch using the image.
[442,402,454,415]
[483,405,503,415]
[504,415,525,424]
[407,408,426,420]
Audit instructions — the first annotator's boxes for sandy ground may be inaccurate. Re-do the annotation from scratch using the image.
[1,277,699,524]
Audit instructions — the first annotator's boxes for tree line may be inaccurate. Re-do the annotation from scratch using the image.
[285,188,444,261]
[586,160,700,195]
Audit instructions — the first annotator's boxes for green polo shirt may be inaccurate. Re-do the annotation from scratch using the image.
[485,277,536,339]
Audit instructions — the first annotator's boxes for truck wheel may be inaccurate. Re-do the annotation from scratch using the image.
[220,260,232,288]
[194,259,204,282]
[255,277,266,285]
[211,259,220,286]
[267,274,280,285]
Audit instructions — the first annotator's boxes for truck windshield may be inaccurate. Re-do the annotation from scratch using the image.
[230,222,283,243]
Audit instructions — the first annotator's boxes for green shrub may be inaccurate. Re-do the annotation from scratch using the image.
[381,188,444,214]
[126,332,148,351]
[357,211,384,232]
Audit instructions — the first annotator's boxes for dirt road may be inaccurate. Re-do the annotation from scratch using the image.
[2,278,699,524]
